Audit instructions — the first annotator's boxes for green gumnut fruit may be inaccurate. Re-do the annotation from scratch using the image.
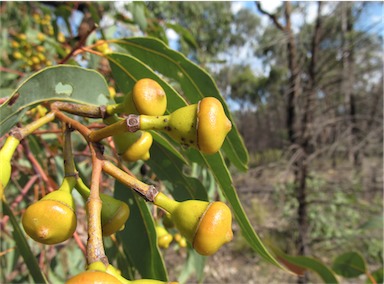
[0,136,20,193]
[153,193,233,256]
[156,225,173,249]
[113,130,153,162]
[100,193,130,236]
[75,178,130,236]
[139,97,232,154]
[22,177,77,245]
[104,116,153,162]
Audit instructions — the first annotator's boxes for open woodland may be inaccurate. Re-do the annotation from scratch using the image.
[1,2,383,283]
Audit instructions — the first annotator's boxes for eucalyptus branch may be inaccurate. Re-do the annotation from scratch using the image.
[51,108,92,139]
[51,101,107,119]
[102,160,158,202]
[86,142,108,266]
[10,112,55,141]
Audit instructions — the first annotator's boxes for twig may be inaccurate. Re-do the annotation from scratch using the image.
[59,24,98,64]
[86,142,108,266]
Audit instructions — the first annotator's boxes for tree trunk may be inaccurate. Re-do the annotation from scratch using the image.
[341,2,359,166]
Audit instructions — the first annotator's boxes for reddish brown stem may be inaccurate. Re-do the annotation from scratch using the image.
[59,24,97,64]
[86,142,108,266]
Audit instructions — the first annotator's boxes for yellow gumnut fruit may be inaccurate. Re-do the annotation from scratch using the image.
[192,201,233,255]
[153,193,233,256]
[112,130,153,162]
[18,34,27,41]
[22,179,77,245]
[57,32,65,43]
[132,78,167,116]
[11,40,19,48]
[37,32,45,42]
[0,136,20,193]
[66,271,121,284]
[174,233,187,248]
[156,226,173,249]
[120,131,153,162]
[100,194,130,236]
[139,97,232,154]
[12,51,22,59]
[104,116,153,162]
[95,40,112,54]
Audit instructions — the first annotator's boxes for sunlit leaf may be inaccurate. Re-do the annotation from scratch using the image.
[0,65,110,136]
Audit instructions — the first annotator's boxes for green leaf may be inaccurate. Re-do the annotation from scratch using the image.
[332,251,367,278]
[178,248,206,284]
[0,65,110,136]
[2,200,48,284]
[273,249,339,283]
[114,37,248,171]
[114,181,168,281]
[165,23,198,48]
[147,137,208,202]
[359,215,383,230]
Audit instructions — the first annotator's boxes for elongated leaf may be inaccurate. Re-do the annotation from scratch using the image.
[178,248,206,284]
[273,249,339,283]
[332,251,367,278]
[0,65,110,136]
[359,215,383,230]
[114,181,168,281]
[147,137,208,202]
[2,200,48,284]
[113,37,248,171]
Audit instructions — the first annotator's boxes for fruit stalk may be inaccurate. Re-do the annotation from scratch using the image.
[63,124,77,177]
[86,142,108,266]
[10,112,55,140]
[102,160,158,201]
[88,119,129,142]
[51,101,106,118]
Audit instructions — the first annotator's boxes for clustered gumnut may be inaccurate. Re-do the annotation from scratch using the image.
[10,21,54,71]
[174,233,187,248]
[153,193,233,256]
[139,97,232,154]
[156,226,173,249]
[22,178,77,245]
